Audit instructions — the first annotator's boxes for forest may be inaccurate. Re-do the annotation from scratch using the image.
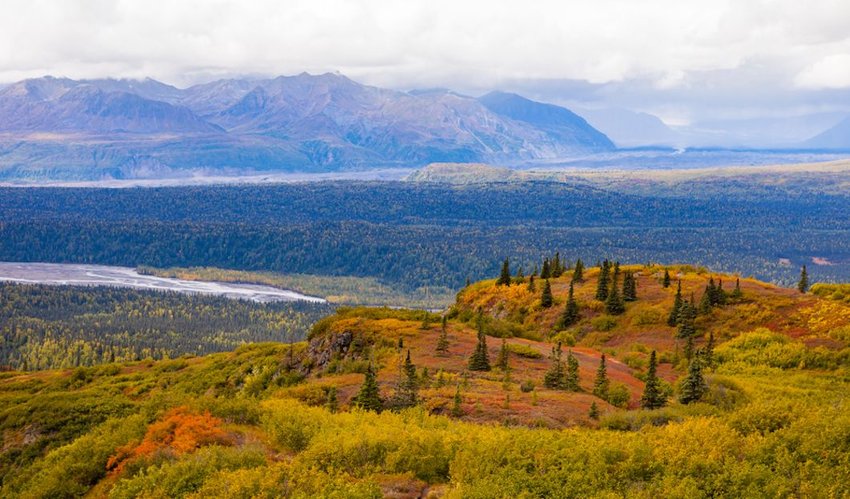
[0,283,334,370]
[1,181,849,290]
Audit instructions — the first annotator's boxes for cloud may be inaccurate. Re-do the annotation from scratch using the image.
[1,0,849,141]
[796,54,850,89]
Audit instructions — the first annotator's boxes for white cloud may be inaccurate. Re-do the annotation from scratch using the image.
[795,53,850,89]
[1,0,850,139]
[0,0,847,89]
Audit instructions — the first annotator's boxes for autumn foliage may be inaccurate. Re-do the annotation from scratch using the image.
[107,406,232,473]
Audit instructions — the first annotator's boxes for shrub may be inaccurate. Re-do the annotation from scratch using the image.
[519,381,535,393]
[607,383,631,408]
[592,315,617,332]
[506,343,544,359]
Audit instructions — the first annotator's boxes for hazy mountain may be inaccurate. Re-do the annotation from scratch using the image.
[0,77,219,134]
[576,107,681,147]
[0,74,616,181]
[478,92,614,150]
[685,113,847,148]
[803,116,850,149]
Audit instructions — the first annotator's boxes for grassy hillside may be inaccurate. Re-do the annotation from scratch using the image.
[1,265,849,497]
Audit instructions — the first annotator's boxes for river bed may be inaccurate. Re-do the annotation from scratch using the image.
[0,262,326,303]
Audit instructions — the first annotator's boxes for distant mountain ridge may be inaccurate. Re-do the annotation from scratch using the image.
[0,74,615,181]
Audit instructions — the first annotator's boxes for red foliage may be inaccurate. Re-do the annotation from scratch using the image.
[107,406,232,473]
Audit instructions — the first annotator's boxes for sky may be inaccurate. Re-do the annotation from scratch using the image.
[1,0,849,141]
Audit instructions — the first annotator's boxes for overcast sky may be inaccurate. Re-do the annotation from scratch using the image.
[2,0,849,128]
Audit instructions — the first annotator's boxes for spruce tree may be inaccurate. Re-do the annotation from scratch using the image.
[704,332,715,368]
[639,350,665,409]
[595,260,610,301]
[325,386,338,413]
[552,252,563,278]
[605,273,625,315]
[684,333,695,361]
[715,279,727,305]
[540,258,551,279]
[573,259,585,282]
[623,271,637,301]
[353,364,383,412]
[592,354,610,401]
[451,386,464,417]
[544,343,567,389]
[678,356,707,404]
[436,316,450,356]
[527,274,536,292]
[541,279,554,308]
[667,280,683,327]
[565,350,580,391]
[798,265,809,293]
[391,350,419,409]
[698,287,713,315]
[468,329,491,371]
[589,401,600,420]
[557,281,580,328]
[677,299,697,338]
[497,338,510,371]
[497,258,511,286]
[663,269,671,288]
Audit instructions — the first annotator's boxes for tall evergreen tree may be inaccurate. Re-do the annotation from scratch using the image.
[704,332,715,368]
[527,274,536,292]
[572,259,585,282]
[605,273,626,315]
[679,356,707,404]
[497,258,512,286]
[715,279,727,305]
[552,252,563,278]
[639,350,666,409]
[667,280,683,327]
[540,279,554,308]
[595,260,611,301]
[391,350,419,409]
[623,271,637,301]
[698,285,714,314]
[544,343,567,389]
[798,265,809,293]
[592,354,610,400]
[468,329,491,371]
[557,281,580,328]
[662,269,671,288]
[496,338,510,371]
[436,316,449,356]
[540,258,551,279]
[565,350,580,391]
[353,364,383,412]
[677,299,697,338]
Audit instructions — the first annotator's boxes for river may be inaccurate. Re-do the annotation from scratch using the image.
[0,262,326,303]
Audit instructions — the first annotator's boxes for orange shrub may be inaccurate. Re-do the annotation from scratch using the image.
[107,406,232,473]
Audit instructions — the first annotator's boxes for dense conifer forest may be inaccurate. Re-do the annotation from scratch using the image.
[1,182,849,289]
[0,283,333,370]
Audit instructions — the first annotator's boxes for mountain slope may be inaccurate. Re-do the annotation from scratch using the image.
[803,115,850,149]
[0,74,616,181]
[478,91,614,150]
[0,263,848,497]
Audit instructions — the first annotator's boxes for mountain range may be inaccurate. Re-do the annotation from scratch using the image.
[0,74,615,181]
